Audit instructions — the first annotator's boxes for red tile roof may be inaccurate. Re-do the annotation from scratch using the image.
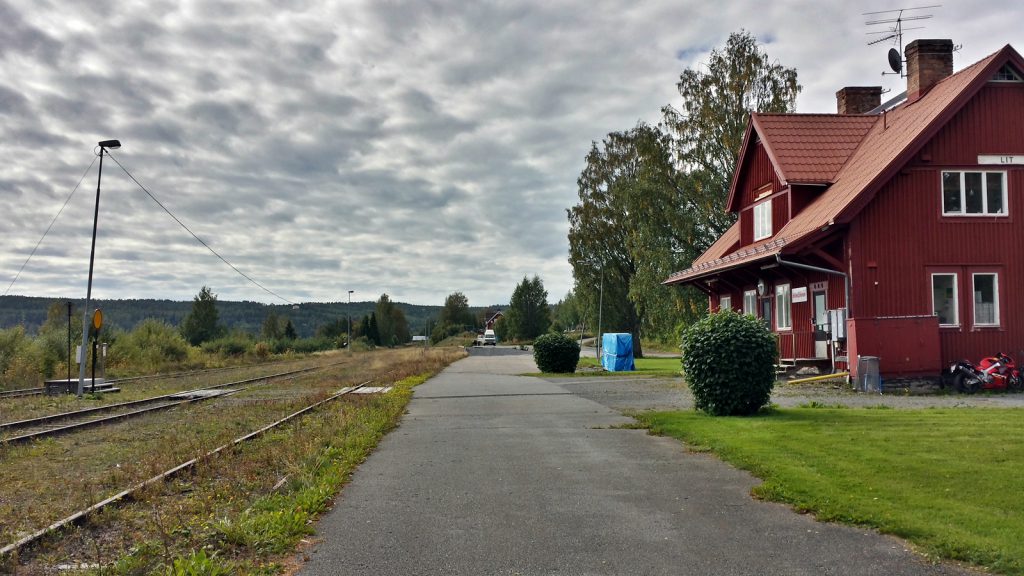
[667,45,1021,286]
[754,114,877,184]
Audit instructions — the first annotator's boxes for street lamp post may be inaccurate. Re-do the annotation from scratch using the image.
[347,290,354,352]
[77,139,120,398]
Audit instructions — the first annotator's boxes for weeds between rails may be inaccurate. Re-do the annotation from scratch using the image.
[0,355,352,424]
[1,346,465,574]
[0,355,328,399]
[0,364,341,445]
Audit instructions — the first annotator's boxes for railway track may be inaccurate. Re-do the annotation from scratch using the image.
[0,378,377,559]
[0,364,331,445]
[0,386,44,399]
[0,360,318,400]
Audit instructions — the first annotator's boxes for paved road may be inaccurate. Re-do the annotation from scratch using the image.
[299,350,975,575]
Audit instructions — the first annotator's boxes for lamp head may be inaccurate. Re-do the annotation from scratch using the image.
[98,139,121,149]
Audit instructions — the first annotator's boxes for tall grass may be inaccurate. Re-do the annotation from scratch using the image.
[0,318,351,389]
[3,349,463,573]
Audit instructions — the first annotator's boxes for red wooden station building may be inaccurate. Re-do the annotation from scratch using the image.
[665,40,1024,380]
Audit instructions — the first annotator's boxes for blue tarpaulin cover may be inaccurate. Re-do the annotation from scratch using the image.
[601,333,635,372]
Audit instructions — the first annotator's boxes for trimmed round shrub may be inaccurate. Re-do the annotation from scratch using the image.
[681,310,777,416]
[533,333,580,373]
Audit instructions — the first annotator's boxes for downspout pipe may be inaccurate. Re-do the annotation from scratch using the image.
[774,254,850,316]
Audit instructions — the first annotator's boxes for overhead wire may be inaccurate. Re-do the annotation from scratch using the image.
[2,155,99,297]
[105,153,296,305]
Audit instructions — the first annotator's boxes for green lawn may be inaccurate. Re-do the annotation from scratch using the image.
[636,407,1024,575]
[575,356,681,377]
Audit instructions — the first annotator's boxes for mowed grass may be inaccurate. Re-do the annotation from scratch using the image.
[575,356,681,377]
[636,407,1024,575]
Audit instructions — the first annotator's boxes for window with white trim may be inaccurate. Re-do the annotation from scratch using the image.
[742,290,757,315]
[931,273,958,326]
[942,171,1007,216]
[719,295,732,312]
[775,283,791,330]
[992,64,1023,82]
[753,199,772,240]
[972,273,999,327]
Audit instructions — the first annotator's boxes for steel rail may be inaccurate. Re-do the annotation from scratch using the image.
[0,358,333,399]
[0,379,374,559]
[0,387,44,399]
[0,364,334,445]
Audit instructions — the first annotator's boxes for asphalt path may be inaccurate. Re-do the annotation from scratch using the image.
[298,348,976,575]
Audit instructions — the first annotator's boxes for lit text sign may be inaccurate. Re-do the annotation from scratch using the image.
[978,155,1024,165]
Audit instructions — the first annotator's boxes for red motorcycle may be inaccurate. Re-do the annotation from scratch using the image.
[949,352,1020,393]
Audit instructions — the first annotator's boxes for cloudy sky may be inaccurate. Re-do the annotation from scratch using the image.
[1,0,1021,307]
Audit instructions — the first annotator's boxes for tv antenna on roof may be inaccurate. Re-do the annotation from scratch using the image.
[864,5,940,76]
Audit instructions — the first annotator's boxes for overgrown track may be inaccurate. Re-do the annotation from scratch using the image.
[0,379,375,559]
[0,361,309,400]
[0,387,43,399]
[0,364,332,445]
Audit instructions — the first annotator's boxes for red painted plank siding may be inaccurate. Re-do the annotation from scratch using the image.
[738,143,785,246]
[738,143,783,206]
[849,81,1024,367]
[703,268,848,362]
[918,84,1024,165]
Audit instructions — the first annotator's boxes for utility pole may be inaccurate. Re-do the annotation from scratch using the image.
[78,140,120,398]
[347,290,354,353]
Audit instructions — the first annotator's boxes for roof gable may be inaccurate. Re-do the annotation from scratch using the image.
[669,44,1024,285]
[725,114,877,212]
[791,45,1021,242]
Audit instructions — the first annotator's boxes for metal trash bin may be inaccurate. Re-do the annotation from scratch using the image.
[857,356,881,394]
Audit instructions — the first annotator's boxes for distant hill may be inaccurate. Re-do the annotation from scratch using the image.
[0,295,500,339]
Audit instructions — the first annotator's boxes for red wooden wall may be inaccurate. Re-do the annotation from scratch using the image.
[848,83,1024,367]
[737,143,787,246]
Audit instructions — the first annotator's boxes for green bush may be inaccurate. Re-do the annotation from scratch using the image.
[533,333,580,373]
[290,336,335,354]
[200,334,253,357]
[253,341,271,359]
[107,319,190,373]
[681,310,777,416]
[351,336,376,352]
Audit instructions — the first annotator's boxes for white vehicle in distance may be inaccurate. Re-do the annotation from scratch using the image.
[482,329,496,346]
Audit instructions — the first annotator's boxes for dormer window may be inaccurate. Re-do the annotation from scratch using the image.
[992,64,1023,82]
[753,199,772,241]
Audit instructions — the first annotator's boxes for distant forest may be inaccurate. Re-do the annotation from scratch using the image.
[0,295,498,339]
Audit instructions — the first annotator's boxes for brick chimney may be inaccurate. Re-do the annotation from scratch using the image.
[836,86,883,114]
[906,39,954,100]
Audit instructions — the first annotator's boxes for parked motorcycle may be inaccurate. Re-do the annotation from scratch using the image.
[949,352,1020,393]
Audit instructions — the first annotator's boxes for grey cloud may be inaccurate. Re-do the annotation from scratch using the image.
[0,1,62,61]
[9,127,76,150]
[185,100,265,135]
[2,0,1023,305]
[0,85,31,116]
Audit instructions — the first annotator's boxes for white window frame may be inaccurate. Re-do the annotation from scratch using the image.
[742,290,757,316]
[931,273,959,327]
[753,199,772,241]
[992,64,1023,82]
[971,273,1000,327]
[719,295,732,312]
[775,283,792,331]
[941,171,1008,216]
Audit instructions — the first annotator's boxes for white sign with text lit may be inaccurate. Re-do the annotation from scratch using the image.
[978,155,1024,165]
